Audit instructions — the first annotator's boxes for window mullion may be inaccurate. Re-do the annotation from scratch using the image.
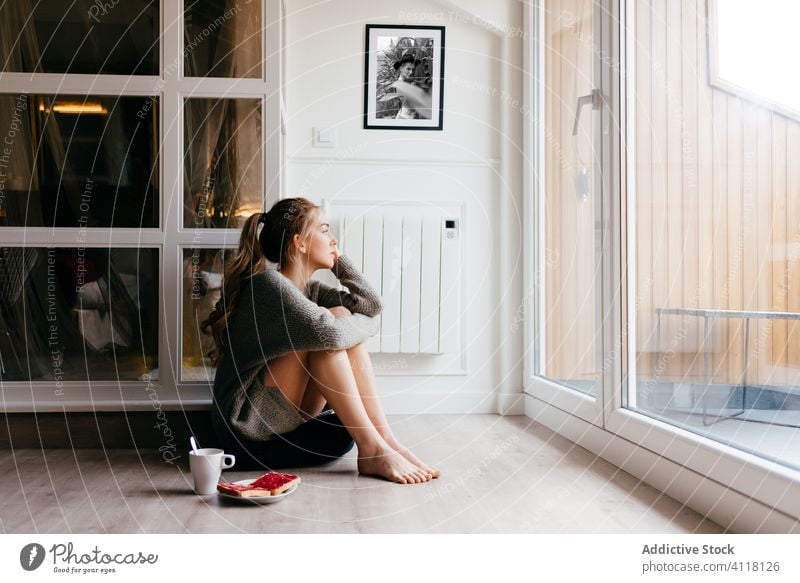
[159,0,183,395]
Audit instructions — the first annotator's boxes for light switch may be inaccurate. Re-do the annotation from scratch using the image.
[313,127,336,148]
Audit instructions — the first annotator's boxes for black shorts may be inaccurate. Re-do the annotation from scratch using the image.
[214,408,355,471]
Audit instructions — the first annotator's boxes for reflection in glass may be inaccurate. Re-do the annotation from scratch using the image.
[184,0,262,78]
[0,0,159,75]
[0,247,158,382]
[0,95,159,228]
[181,248,233,381]
[184,98,262,229]
[540,0,600,396]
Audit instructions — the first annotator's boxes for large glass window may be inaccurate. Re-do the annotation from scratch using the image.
[0,0,159,75]
[0,95,159,228]
[0,247,158,382]
[184,98,263,229]
[0,1,277,405]
[184,0,262,78]
[181,247,233,382]
[628,0,800,469]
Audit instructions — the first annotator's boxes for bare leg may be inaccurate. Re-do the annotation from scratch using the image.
[345,342,440,478]
[298,374,327,421]
[306,348,431,484]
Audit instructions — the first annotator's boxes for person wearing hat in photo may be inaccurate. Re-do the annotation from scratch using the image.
[380,51,433,119]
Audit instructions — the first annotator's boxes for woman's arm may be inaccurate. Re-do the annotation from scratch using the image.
[309,254,383,317]
[252,269,379,352]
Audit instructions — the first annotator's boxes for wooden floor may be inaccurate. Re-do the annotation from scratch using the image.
[0,415,724,533]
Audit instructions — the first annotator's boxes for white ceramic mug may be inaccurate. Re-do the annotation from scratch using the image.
[189,448,236,495]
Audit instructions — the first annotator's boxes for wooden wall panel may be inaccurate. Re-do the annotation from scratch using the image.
[632,0,799,388]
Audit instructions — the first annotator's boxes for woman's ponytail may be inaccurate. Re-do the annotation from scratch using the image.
[200,211,268,365]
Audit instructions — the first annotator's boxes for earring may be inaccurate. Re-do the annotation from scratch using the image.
[301,247,306,253]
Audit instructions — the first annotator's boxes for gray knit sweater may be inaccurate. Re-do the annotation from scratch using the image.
[210,253,383,442]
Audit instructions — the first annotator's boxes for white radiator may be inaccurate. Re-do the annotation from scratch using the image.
[318,200,462,355]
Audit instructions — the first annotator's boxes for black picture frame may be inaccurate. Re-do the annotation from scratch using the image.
[363,24,445,130]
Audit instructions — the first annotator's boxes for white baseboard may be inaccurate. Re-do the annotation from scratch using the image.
[498,392,526,415]
[1,382,523,415]
[380,390,518,415]
[525,393,800,533]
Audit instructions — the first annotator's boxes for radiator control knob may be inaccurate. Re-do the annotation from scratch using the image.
[444,218,457,239]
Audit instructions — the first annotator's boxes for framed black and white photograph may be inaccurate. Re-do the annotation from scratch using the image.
[363,24,445,130]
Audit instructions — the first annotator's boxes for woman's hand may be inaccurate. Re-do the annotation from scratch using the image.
[327,305,351,318]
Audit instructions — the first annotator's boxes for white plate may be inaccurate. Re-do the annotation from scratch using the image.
[217,478,299,504]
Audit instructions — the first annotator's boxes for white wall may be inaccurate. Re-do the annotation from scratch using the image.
[284,0,525,414]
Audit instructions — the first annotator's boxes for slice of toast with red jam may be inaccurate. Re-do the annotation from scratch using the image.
[217,472,300,497]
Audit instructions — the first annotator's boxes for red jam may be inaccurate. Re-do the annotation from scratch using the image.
[251,472,298,490]
[218,472,298,494]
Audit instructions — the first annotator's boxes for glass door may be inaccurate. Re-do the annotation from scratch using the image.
[532,0,606,421]
[624,0,800,471]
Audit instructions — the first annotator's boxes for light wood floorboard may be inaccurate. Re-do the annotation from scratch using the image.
[0,415,723,533]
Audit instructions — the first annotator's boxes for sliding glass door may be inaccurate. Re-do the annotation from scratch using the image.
[527,0,799,528]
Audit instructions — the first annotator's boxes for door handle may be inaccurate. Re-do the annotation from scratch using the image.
[572,89,601,136]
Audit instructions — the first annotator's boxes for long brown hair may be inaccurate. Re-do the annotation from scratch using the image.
[200,197,320,365]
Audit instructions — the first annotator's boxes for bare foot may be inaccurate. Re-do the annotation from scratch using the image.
[383,436,441,479]
[357,445,432,484]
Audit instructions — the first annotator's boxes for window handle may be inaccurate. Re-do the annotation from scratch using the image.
[572,89,601,136]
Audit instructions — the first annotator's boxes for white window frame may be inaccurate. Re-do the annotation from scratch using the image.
[524,0,800,529]
[0,0,283,412]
